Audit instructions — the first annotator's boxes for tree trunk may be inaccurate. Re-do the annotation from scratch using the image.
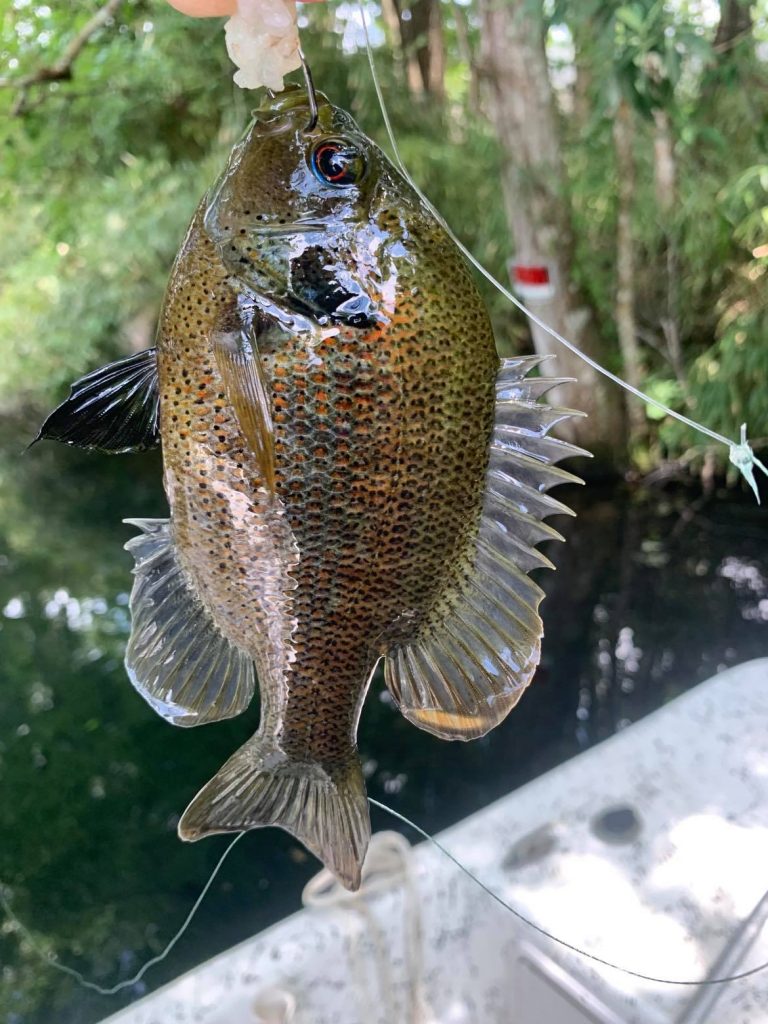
[714,0,752,55]
[613,98,645,443]
[453,1,480,113]
[478,0,625,467]
[652,107,687,394]
[387,0,445,99]
[653,108,675,214]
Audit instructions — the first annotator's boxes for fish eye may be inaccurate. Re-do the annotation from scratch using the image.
[310,138,366,188]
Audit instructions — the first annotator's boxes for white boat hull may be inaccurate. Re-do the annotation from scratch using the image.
[103,658,768,1024]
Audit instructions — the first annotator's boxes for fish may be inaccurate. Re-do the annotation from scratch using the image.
[36,85,585,890]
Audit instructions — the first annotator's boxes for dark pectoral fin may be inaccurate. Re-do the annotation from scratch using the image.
[34,349,160,454]
[213,329,275,493]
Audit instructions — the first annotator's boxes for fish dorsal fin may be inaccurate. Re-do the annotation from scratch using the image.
[384,355,588,742]
[123,518,255,727]
[212,328,275,493]
[33,349,160,454]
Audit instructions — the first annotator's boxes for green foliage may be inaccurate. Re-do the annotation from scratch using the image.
[557,0,768,468]
[0,0,766,463]
[0,1,244,409]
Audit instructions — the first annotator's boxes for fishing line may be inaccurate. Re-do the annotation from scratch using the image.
[355,0,767,503]
[369,798,768,987]
[359,0,768,989]
[0,831,244,996]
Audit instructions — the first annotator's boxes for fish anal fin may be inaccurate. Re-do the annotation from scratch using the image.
[399,699,526,742]
[179,737,370,891]
[213,329,275,493]
[33,349,159,454]
[123,518,255,727]
[385,626,540,742]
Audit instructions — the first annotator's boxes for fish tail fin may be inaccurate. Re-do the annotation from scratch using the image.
[178,736,371,891]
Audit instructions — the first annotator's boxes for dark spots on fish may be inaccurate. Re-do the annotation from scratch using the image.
[151,178,499,771]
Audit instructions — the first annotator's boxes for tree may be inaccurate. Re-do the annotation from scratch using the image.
[478,0,626,467]
[714,0,753,55]
[381,0,446,99]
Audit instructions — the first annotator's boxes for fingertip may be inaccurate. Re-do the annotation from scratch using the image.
[165,0,238,17]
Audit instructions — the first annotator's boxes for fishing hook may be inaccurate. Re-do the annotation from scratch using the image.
[299,48,319,133]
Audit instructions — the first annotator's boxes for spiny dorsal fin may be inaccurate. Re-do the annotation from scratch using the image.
[123,518,255,727]
[385,355,589,742]
[33,349,159,454]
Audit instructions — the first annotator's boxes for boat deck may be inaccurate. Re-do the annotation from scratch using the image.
[104,658,768,1024]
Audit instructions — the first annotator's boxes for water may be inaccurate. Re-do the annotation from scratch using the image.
[0,435,766,1024]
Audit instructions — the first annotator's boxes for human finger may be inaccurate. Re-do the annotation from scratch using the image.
[165,1,237,16]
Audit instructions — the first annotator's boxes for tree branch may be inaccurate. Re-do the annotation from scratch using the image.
[0,0,123,92]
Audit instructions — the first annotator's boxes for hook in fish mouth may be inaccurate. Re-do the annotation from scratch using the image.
[299,49,319,133]
[254,77,327,133]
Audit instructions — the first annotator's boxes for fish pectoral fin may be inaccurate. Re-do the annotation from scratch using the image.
[385,355,588,743]
[178,736,370,892]
[123,518,255,727]
[32,348,160,454]
[212,328,275,493]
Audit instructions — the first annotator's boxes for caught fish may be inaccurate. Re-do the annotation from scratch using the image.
[37,86,585,890]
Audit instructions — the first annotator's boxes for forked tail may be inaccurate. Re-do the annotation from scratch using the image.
[178,736,371,890]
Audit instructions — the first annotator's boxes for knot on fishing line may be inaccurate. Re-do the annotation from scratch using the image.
[729,424,768,505]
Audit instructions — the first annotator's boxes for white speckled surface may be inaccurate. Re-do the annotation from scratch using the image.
[103,658,768,1024]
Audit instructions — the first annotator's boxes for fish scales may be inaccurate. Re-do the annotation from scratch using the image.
[36,85,583,889]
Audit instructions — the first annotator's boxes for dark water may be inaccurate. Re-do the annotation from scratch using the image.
[0,436,766,1024]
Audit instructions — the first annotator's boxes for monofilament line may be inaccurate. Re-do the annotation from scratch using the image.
[369,798,768,987]
[0,831,244,996]
[355,0,767,504]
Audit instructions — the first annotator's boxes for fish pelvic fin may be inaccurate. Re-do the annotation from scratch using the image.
[178,737,371,891]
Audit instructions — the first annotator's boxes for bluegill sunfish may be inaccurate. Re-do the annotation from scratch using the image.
[37,86,584,889]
